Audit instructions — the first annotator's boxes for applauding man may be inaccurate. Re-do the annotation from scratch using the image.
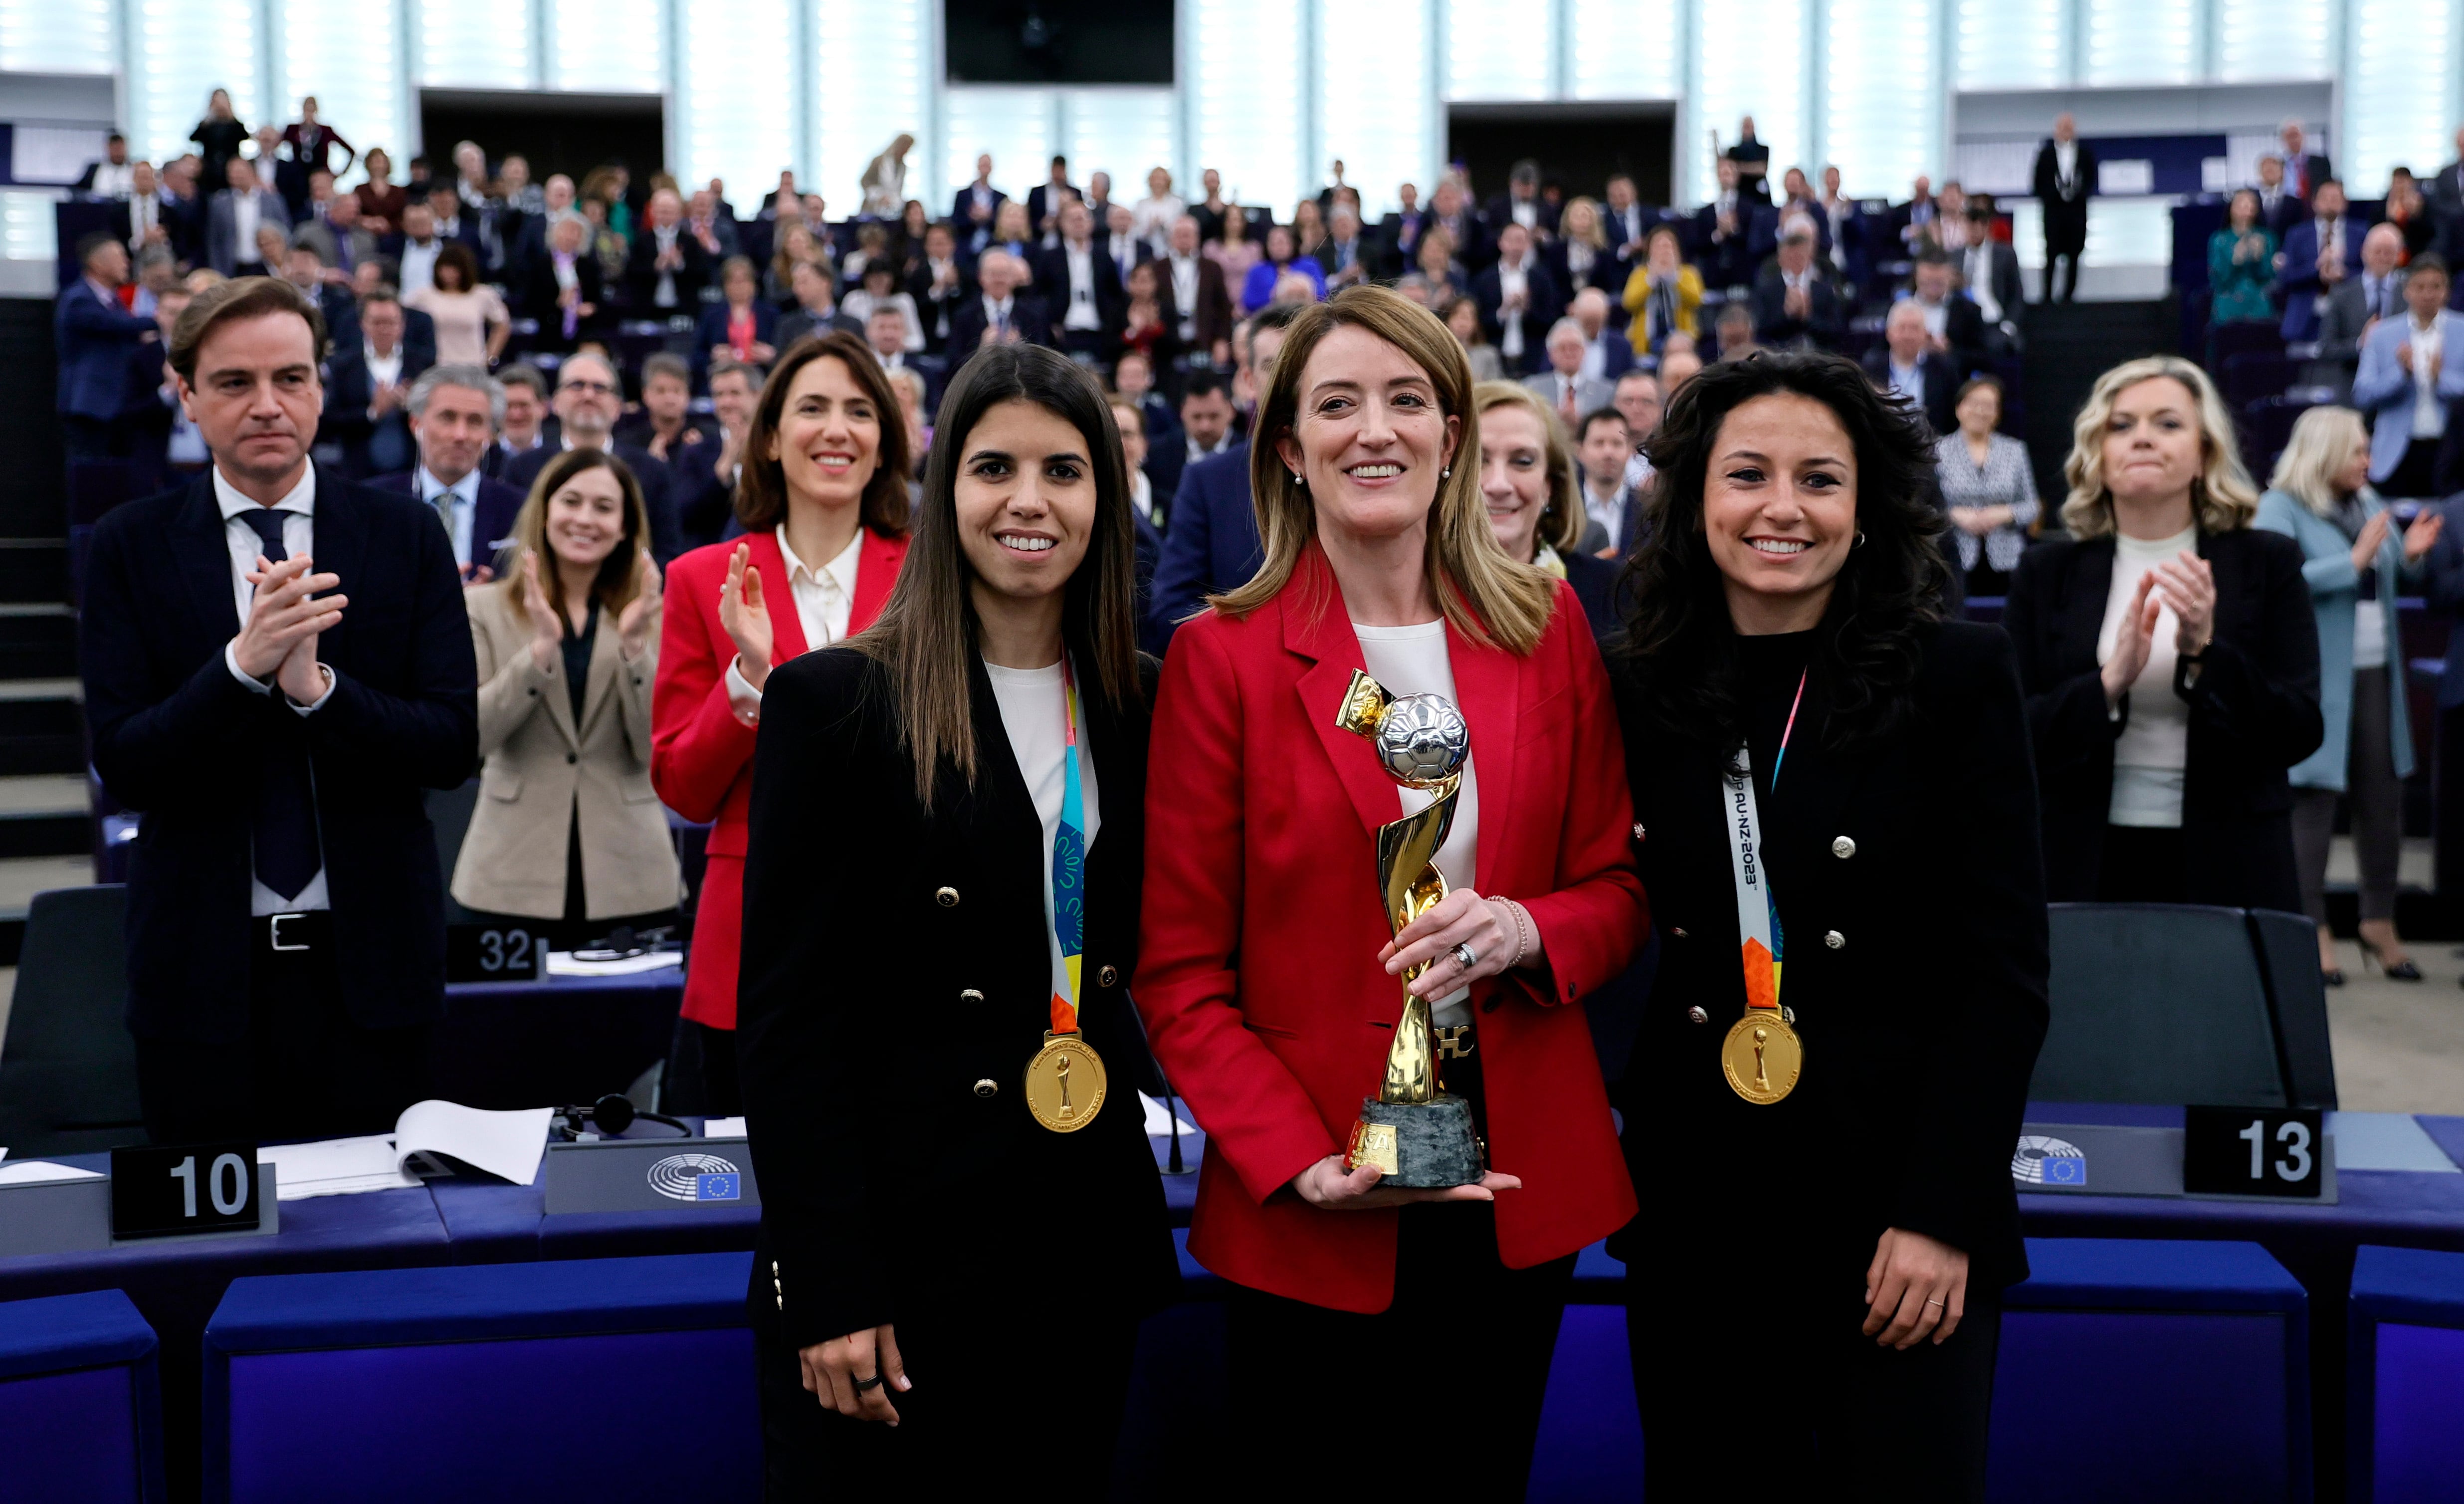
[80,277,477,1145]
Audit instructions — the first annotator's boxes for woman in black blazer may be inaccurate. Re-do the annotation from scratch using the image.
[1606,352,2049,1501]
[2002,355,2323,909]
[737,343,1174,1496]
[1474,380,1623,639]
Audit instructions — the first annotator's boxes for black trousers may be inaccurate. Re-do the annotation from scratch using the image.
[1225,1201,1576,1501]
[750,1275,1139,1500]
[1629,1258,2002,1502]
[132,913,433,1144]
[2384,436,2443,499]
[663,1017,741,1115]
[2042,236,2083,302]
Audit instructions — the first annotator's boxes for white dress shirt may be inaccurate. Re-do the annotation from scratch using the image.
[126,191,160,251]
[1965,243,2003,324]
[1061,241,1101,331]
[1169,252,1201,341]
[232,193,261,263]
[2411,312,2450,440]
[1888,357,1927,412]
[1496,257,1530,361]
[416,466,482,568]
[214,465,336,914]
[400,237,440,296]
[986,656,1103,1005]
[1583,481,1628,553]
[980,293,1017,340]
[364,342,403,397]
[1106,232,1141,285]
[2054,142,2080,196]
[653,225,682,307]
[90,160,137,198]
[725,524,865,720]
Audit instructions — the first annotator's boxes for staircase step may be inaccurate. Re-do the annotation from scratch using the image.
[0,606,77,679]
[0,684,83,776]
[0,539,67,604]
[0,811,87,858]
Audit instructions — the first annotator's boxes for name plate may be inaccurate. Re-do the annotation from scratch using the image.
[542,1137,761,1215]
[2013,1121,2338,1204]
[446,923,548,983]
[2184,1106,2327,1199]
[0,1162,281,1260]
[111,1141,261,1239]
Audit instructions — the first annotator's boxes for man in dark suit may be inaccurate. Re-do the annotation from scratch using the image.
[1037,200,1126,361]
[370,364,526,579]
[626,188,711,316]
[670,357,762,551]
[55,232,161,460]
[2277,120,2332,207]
[1751,224,1845,351]
[1907,251,1990,378]
[1100,202,1152,291]
[79,276,477,1144]
[1147,369,1236,514]
[1746,170,1833,266]
[2253,155,2304,235]
[1316,205,1378,291]
[2307,223,2408,400]
[2276,179,2367,342]
[502,351,684,562]
[1864,301,1961,437]
[1026,156,1080,238]
[1148,309,1298,650]
[911,221,974,353]
[158,155,208,269]
[206,158,291,276]
[1889,175,1941,254]
[420,183,487,259]
[2429,127,2464,271]
[952,153,1007,255]
[321,291,432,479]
[1957,202,2027,353]
[1472,223,1564,376]
[1162,214,1234,363]
[777,259,864,348]
[1484,159,1558,242]
[2030,113,2097,303]
[1692,158,1751,289]
[948,250,1055,371]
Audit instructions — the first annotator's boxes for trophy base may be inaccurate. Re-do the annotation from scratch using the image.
[1345,1096,1483,1188]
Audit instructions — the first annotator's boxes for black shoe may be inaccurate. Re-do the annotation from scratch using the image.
[2322,968,2346,987]
[2360,939,2424,982]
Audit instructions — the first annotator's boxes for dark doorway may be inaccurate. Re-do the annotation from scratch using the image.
[1447,105,1674,210]
[419,90,666,188]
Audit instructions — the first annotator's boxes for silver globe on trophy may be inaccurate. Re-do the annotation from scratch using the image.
[1332,668,1485,1187]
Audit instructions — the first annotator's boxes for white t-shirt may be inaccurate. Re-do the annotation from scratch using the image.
[987,658,1103,1009]
[2102,526,2198,828]
[1352,622,1481,1029]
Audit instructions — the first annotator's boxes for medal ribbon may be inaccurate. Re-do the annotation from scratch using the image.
[1048,656,1088,1036]
[1722,669,1807,1016]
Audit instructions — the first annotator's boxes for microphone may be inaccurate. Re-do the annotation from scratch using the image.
[553,1093,693,1141]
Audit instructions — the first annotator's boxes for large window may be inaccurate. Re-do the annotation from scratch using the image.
[2216,0,2335,82]
[1691,0,1804,204]
[1824,0,1941,199]
[1570,0,1680,101]
[1955,0,2063,90]
[276,0,409,179]
[1186,0,1301,217]
[815,0,929,215]
[1061,89,1178,212]
[416,0,533,90]
[2344,0,2452,197]
[941,89,1053,213]
[679,0,796,199]
[127,0,260,171]
[1444,0,1553,101]
[2082,0,2196,85]
[1319,0,1430,216]
[0,0,115,74]
[550,0,663,94]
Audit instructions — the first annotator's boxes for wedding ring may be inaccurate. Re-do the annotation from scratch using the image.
[1452,942,1479,969]
[852,1373,884,1392]
[1926,1298,1944,1308]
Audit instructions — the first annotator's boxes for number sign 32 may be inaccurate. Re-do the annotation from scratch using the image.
[446,924,547,982]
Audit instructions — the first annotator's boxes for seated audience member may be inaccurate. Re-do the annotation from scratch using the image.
[1547,197,1619,302]
[1525,317,1616,427]
[910,220,970,353]
[1475,379,1622,641]
[2352,254,2464,496]
[454,448,680,944]
[1752,223,1844,351]
[208,158,289,276]
[506,352,684,561]
[490,363,553,479]
[405,241,508,368]
[1622,225,1700,358]
[1473,221,1562,375]
[1112,347,1177,441]
[2208,189,2281,331]
[696,255,781,381]
[2003,356,2322,908]
[1147,368,1232,503]
[1905,250,1988,378]
[2278,179,2365,343]
[1241,222,1328,317]
[81,275,477,1145]
[1574,406,1643,557]
[1711,302,1762,361]
[1933,376,2040,596]
[629,188,711,315]
[2257,405,2441,985]
[372,364,526,578]
[1863,300,1960,437]
[55,232,160,460]
[1614,367,1663,490]
[616,352,720,463]
[1656,341,1704,403]
[864,306,913,375]
[841,258,924,353]
[522,214,608,353]
[948,250,1055,367]
[2309,223,2407,404]
[1566,287,1634,384]
[765,222,821,305]
[1959,198,2025,350]
[776,257,862,348]
[323,290,434,477]
[670,357,763,550]
[1442,293,1505,380]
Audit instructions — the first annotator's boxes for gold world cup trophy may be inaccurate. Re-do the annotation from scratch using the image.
[1334,669,1485,1187]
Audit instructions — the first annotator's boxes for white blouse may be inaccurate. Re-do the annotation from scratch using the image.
[2102,526,2198,829]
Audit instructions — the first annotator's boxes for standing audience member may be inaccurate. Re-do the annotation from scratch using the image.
[1477,382,1622,639]
[1241,223,1327,318]
[672,357,764,549]
[947,251,1054,365]
[208,159,289,276]
[1473,222,1560,375]
[1864,301,1959,438]
[616,353,719,463]
[80,275,476,1144]
[1146,305,1299,645]
[652,332,913,1113]
[630,189,710,315]
[2306,223,2405,403]
[372,364,526,579]
[2002,356,2321,908]
[1933,377,2040,597]
[355,147,407,235]
[697,256,781,380]
[2031,113,2096,303]
[490,364,552,478]
[2278,180,2364,344]
[776,258,860,349]
[322,290,431,478]
[454,448,680,944]
[405,241,508,368]
[506,353,683,560]
[2257,407,2441,983]
[191,88,248,190]
[1443,295,1505,382]
[55,232,159,460]
[1525,318,1615,429]
[2352,255,2464,497]
[1753,225,1844,352]
[1575,407,1643,558]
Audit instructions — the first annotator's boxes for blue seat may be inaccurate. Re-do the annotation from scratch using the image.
[1993,1238,2310,1504]
[202,1252,759,1504]
[2348,1245,2464,1503]
[0,1289,165,1504]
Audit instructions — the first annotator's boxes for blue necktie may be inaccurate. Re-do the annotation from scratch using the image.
[238,507,323,902]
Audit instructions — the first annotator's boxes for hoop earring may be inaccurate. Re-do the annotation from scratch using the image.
[1853,530,1868,548]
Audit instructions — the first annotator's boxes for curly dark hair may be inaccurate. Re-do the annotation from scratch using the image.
[1611,350,1950,753]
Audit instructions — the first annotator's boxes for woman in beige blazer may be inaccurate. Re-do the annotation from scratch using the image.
[452,447,683,937]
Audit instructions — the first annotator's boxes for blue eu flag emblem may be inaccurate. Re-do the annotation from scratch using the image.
[2042,1156,2086,1186]
[695,1173,741,1201]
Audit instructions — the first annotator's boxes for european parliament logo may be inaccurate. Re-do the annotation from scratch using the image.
[648,1153,743,1203]
[2011,1135,2087,1187]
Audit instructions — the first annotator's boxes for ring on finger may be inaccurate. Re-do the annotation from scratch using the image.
[852,1372,884,1392]
[1452,941,1479,970]
[1925,1297,1945,1308]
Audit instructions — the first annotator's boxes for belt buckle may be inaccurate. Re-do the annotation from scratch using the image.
[269,912,312,953]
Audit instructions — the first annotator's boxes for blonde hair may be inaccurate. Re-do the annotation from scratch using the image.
[2267,405,2371,517]
[1473,380,1587,555]
[1559,197,1608,251]
[2059,355,2259,537]
[1209,286,1559,654]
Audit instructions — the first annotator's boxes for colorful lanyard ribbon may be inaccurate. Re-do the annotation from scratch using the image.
[1722,668,1808,1015]
[1049,657,1088,1036]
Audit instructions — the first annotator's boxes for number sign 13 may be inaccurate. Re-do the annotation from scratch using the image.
[2184,1106,2325,1198]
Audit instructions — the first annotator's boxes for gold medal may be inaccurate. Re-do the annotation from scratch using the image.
[1024,1031,1107,1132]
[1721,1011,1802,1104]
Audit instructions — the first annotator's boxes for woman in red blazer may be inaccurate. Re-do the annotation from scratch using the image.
[653,331,911,1111]
[1136,287,1645,1495]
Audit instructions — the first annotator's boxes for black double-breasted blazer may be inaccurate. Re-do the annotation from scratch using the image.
[2001,527,2322,910]
[1608,622,2050,1289]
[737,643,1175,1350]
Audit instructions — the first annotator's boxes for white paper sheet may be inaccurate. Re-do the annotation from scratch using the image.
[393,1101,554,1186]
[257,1135,422,1201]
[702,1116,747,1138]
[546,950,684,977]
[0,1160,105,1185]
[1140,1093,1198,1138]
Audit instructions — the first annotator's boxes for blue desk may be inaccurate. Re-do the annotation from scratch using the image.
[0,1289,165,1504]
[431,967,684,1110]
[2347,1245,2464,1504]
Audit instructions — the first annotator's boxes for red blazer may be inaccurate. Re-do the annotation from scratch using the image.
[1136,544,1644,1313]
[652,525,908,1028]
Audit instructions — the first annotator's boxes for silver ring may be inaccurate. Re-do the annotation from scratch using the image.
[1925,1298,1944,1308]
[1452,942,1479,969]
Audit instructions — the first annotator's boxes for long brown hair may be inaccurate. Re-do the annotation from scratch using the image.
[851,343,1142,803]
[496,447,648,614]
[734,330,912,536]
[1211,285,1558,654]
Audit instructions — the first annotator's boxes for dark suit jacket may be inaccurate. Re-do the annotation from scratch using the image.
[739,645,1175,1349]
[1167,253,1235,356]
[1558,550,1627,643]
[1860,347,1961,438]
[2421,492,2464,707]
[950,184,1008,240]
[205,189,292,274]
[517,246,609,351]
[909,262,978,353]
[1482,193,1559,240]
[947,293,1057,370]
[80,468,478,1041]
[625,227,712,313]
[504,440,684,564]
[1689,201,1751,288]
[1470,259,1565,375]
[2031,142,2099,247]
[1540,239,1624,303]
[1751,267,1846,350]
[2275,216,2371,341]
[369,469,528,574]
[54,280,158,420]
[1605,622,2049,1290]
[2002,530,2323,909]
[666,434,741,553]
[1025,182,1080,234]
[322,343,436,479]
[1745,202,1834,266]
[1034,242,1127,350]
[1146,438,1259,652]
[691,300,780,379]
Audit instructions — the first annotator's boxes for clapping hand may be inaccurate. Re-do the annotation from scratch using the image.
[519,548,564,673]
[718,542,775,690]
[2100,570,2160,707]
[234,554,344,682]
[2152,550,2216,657]
[2404,508,2445,563]
[615,551,662,660]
